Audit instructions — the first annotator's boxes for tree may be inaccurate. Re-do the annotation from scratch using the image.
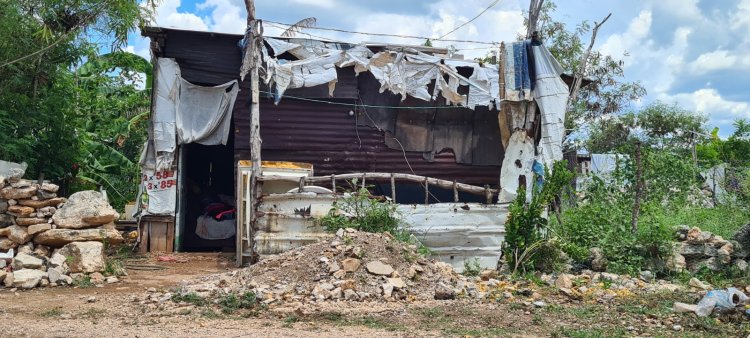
[586,101,706,154]
[0,1,152,197]
[529,2,646,138]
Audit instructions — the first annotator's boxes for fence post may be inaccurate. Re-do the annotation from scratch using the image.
[298,176,305,193]
[424,178,429,204]
[453,180,459,202]
[331,174,336,194]
[390,173,396,202]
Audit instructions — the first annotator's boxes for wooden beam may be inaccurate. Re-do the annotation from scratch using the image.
[258,172,498,196]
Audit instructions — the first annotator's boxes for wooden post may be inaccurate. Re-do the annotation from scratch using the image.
[390,173,396,202]
[453,180,459,203]
[240,0,261,267]
[331,174,336,194]
[484,185,492,204]
[298,176,305,193]
[631,141,643,233]
[424,178,429,204]
[361,173,366,190]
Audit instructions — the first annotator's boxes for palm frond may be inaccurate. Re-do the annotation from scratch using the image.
[281,17,317,38]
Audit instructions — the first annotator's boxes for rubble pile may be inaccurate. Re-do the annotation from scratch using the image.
[670,226,748,273]
[0,173,124,289]
[171,229,459,303]
[157,229,683,311]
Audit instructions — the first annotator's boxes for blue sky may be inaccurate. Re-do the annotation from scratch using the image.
[127,0,750,137]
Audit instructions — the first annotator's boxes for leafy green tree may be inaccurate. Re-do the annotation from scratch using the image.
[0,1,153,205]
[586,102,707,153]
[529,1,646,136]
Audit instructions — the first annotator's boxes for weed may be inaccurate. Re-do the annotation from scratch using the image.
[283,315,299,328]
[532,313,544,325]
[217,292,261,314]
[72,275,94,288]
[200,308,220,319]
[556,327,626,338]
[40,307,63,317]
[171,292,207,306]
[463,258,481,277]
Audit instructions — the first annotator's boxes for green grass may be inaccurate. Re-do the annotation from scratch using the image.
[556,327,627,338]
[667,204,749,238]
[40,307,63,317]
[171,292,207,306]
[72,275,94,288]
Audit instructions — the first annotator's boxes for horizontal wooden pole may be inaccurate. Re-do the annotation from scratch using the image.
[258,172,498,196]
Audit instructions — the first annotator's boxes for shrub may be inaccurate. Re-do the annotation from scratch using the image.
[318,188,400,235]
[503,161,573,273]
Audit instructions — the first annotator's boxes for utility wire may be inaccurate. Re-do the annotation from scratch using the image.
[263,19,497,45]
[438,0,502,39]
[265,22,498,52]
[260,90,486,109]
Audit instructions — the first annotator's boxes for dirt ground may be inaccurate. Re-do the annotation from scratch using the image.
[1,253,747,338]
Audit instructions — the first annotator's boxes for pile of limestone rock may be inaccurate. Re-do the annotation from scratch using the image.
[0,173,124,289]
[670,225,748,273]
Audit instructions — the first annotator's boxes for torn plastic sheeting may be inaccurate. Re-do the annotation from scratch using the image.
[532,44,569,169]
[176,78,238,145]
[262,40,501,109]
[499,130,535,203]
[674,288,750,317]
[468,65,500,110]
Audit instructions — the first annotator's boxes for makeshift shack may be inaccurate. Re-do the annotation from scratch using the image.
[137,26,571,271]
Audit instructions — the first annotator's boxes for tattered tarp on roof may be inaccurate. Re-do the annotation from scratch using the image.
[261,37,499,110]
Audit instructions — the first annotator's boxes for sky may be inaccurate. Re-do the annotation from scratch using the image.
[126,0,750,137]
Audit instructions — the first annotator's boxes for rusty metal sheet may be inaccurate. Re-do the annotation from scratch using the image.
[254,192,335,255]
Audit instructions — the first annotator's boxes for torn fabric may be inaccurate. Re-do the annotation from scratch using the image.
[532,43,569,169]
[503,42,533,101]
[176,79,239,145]
[262,38,500,109]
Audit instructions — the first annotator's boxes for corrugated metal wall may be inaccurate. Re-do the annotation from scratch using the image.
[147,28,501,188]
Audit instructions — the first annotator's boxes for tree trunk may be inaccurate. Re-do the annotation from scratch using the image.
[631,141,643,233]
[526,0,545,39]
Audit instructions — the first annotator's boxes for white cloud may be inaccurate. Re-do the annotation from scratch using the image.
[348,0,523,59]
[689,50,738,75]
[197,0,246,34]
[151,0,208,31]
[599,10,691,95]
[599,10,652,58]
[660,89,750,128]
[730,0,750,33]
[289,0,336,8]
[648,0,703,21]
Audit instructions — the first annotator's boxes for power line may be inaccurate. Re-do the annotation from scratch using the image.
[260,90,488,109]
[264,22,498,53]
[438,0,502,39]
[262,19,497,45]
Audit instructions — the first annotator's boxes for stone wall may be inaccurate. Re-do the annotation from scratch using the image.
[0,173,124,289]
[670,226,748,273]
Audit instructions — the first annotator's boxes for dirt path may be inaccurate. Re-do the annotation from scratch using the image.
[0,253,745,337]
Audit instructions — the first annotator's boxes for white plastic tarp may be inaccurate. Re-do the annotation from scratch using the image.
[262,38,499,109]
[532,44,569,170]
[142,58,240,216]
[176,79,238,145]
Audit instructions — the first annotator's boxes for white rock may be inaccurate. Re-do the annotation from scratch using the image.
[387,277,406,289]
[12,269,47,289]
[366,260,395,276]
[382,283,394,298]
[52,191,119,229]
[13,252,44,269]
[58,241,105,273]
